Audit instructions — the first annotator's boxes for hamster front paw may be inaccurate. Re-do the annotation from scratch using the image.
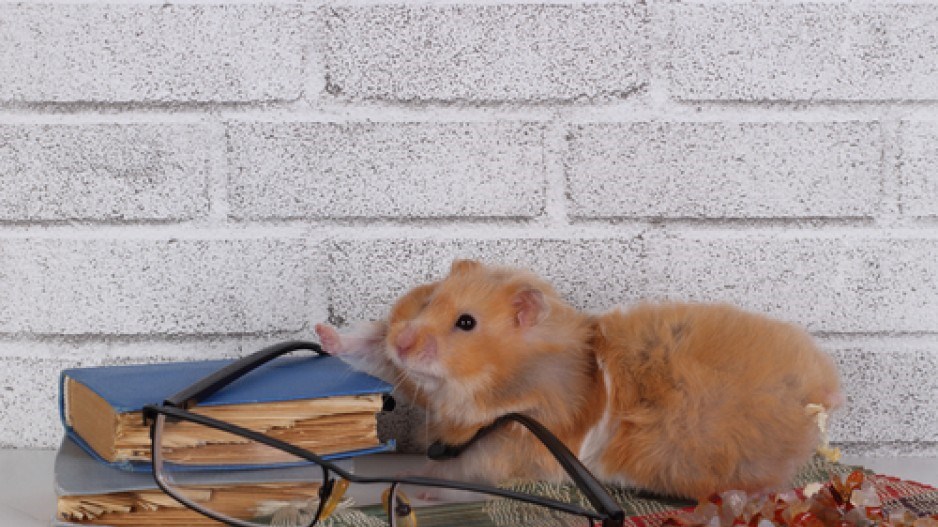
[314,323,344,355]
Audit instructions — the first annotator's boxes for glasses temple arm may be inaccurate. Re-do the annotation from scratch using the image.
[162,340,325,409]
[429,412,624,523]
[509,413,624,523]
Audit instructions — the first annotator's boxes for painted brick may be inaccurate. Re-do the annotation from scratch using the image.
[0,5,305,103]
[0,339,250,363]
[670,4,938,101]
[900,120,938,217]
[323,4,648,102]
[0,356,78,448]
[566,121,883,218]
[0,239,316,335]
[327,238,646,324]
[0,123,218,222]
[228,121,545,219]
[647,235,938,333]
[829,348,938,445]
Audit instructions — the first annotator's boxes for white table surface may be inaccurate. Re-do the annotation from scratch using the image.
[2,449,936,526]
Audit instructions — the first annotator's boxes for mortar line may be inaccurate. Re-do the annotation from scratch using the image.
[541,117,572,229]
[3,221,938,240]
[4,104,938,124]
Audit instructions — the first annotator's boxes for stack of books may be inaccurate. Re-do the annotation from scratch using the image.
[54,354,394,526]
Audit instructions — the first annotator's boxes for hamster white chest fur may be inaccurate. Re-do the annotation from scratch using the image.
[316,260,843,499]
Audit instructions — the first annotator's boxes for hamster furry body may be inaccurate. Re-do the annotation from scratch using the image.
[316,260,842,499]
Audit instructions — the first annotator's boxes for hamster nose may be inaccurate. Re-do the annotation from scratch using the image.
[395,327,418,358]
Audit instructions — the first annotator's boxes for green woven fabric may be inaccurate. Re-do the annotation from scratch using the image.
[326,456,864,527]
[478,455,863,527]
[327,456,938,527]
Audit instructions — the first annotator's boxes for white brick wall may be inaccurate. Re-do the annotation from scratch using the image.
[227,121,546,219]
[1,1,936,456]
[565,121,883,218]
[669,4,938,101]
[0,123,219,221]
[901,120,938,217]
[0,5,307,102]
[0,239,316,334]
[323,4,649,102]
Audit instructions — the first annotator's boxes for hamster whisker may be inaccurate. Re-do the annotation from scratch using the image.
[391,369,412,396]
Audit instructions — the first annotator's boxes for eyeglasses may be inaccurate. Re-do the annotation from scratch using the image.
[143,340,625,527]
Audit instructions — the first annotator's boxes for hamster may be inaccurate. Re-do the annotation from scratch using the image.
[317,259,843,500]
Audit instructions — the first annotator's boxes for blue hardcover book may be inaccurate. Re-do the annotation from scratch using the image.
[60,354,395,472]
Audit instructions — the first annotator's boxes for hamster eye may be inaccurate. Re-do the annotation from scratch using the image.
[455,314,476,331]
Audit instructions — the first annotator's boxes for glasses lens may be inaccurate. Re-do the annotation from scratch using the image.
[380,483,594,527]
[153,414,328,527]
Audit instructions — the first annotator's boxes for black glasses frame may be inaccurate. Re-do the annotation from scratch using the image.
[142,340,626,527]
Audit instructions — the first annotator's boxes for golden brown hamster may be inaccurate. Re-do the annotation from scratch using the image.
[317,259,843,499]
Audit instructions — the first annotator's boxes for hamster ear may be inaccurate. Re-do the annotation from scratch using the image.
[512,287,549,328]
[450,259,482,275]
